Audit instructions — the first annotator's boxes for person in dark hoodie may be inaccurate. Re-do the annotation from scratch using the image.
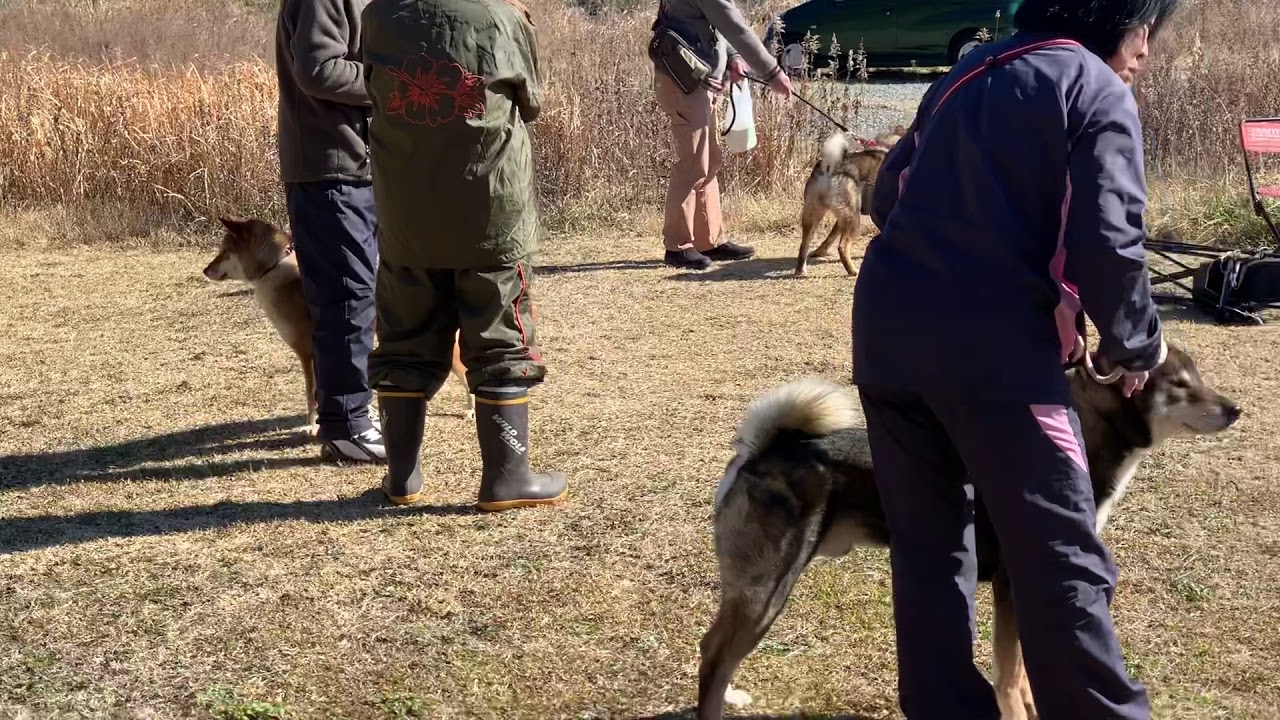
[275,0,384,464]
[852,1,1180,718]
[359,0,567,511]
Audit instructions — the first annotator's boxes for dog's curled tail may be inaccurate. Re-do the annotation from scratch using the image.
[816,133,848,176]
[715,379,859,510]
[739,378,860,453]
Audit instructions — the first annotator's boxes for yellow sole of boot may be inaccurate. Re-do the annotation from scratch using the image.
[383,490,423,506]
[475,488,568,513]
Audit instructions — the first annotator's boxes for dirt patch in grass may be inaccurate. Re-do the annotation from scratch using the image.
[1,206,1278,718]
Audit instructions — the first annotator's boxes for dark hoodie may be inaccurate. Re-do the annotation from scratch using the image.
[853,33,1165,405]
[275,0,372,184]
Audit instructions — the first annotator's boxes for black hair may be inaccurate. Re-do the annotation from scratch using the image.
[1013,0,1182,59]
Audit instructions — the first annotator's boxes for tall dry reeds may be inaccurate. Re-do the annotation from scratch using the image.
[1140,0,1280,177]
[0,55,281,224]
[0,0,1276,245]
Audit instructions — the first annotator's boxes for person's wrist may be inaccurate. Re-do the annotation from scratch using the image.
[1118,337,1168,374]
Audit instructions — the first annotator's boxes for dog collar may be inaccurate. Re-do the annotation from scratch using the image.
[250,248,292,282]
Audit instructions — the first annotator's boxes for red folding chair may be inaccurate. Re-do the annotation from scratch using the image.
[1240,117,1280,245]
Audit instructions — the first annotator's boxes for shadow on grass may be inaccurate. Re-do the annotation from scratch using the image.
[1155,300,1218,326]
[1154,297,1280,326]
[0,488,477,554]
[536,260,665,276]
[633,710,881,720]
[0,414,315,491]
[665,256,862,283]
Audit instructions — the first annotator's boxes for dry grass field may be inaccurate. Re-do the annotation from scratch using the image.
[1,205,1278,718]
[2,0,1280,717]
[1,0,1280,245]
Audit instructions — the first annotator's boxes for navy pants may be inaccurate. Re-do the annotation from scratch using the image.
[286,181,378,441]
[857,384,1150,720]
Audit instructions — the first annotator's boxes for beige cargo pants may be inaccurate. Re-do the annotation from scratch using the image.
[654,72,725,253]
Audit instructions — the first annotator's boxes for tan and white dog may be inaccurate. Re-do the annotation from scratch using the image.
[203,217,473,434]
[796,126,905,277]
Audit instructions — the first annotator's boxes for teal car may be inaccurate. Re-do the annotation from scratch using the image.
[764,0,1024,69]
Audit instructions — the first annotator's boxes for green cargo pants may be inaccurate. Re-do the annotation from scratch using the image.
[368,260,546,397]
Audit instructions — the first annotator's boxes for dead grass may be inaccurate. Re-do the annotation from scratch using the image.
[0,0,274,67]
[1,206,1278,718]
[0,56,283,225]
[0,0,1278,715]
[1140,0,1280,178]
[2,0,1278,245]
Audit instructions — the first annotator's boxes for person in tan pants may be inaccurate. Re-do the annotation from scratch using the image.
[651,0,792,270]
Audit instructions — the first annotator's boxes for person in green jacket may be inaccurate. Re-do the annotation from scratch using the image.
[361,0,567,512]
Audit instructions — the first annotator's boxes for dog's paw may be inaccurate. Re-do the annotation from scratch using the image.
[723,686,753,708]
[300,423,320,439]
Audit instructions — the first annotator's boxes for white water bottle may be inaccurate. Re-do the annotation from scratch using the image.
[724,80,757,154]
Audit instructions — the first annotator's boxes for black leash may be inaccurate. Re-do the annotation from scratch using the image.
[721,73,890,148]
[745,74,851,134]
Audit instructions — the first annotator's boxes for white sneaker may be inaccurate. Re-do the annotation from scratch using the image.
[320,427,386,464]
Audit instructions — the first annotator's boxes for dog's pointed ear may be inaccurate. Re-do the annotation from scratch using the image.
[219,216,247,233]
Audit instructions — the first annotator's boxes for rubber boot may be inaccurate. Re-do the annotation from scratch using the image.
[377,391,427,505]
[473,386,568,512]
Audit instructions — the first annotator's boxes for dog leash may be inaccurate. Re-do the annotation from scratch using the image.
[1082,350,1125,384]
[745,75,851,134]
[724,73,875,145]
[721,73,860,137]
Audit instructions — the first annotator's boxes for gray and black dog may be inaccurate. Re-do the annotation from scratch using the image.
[698,343,1241,720]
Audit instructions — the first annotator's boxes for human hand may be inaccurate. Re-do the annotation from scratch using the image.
[768,69,793,99]
[1118,371,1150,398]
[1086,338,1168,398]
[727,57,748,84]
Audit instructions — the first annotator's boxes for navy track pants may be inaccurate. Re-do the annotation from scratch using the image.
[857,384,1150,720]
[285,180,378,441]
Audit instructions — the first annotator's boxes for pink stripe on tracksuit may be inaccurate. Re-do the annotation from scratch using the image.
[1031,403,1089,472]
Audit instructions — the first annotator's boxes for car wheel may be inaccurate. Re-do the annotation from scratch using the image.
[948,29,982,64]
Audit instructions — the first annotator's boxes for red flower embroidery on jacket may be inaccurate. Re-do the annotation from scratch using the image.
[385,55,486,126]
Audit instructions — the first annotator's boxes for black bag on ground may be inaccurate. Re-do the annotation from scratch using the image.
[1191,250,1280,314]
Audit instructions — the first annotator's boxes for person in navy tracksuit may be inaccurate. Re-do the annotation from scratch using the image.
[852,1,1181,718]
